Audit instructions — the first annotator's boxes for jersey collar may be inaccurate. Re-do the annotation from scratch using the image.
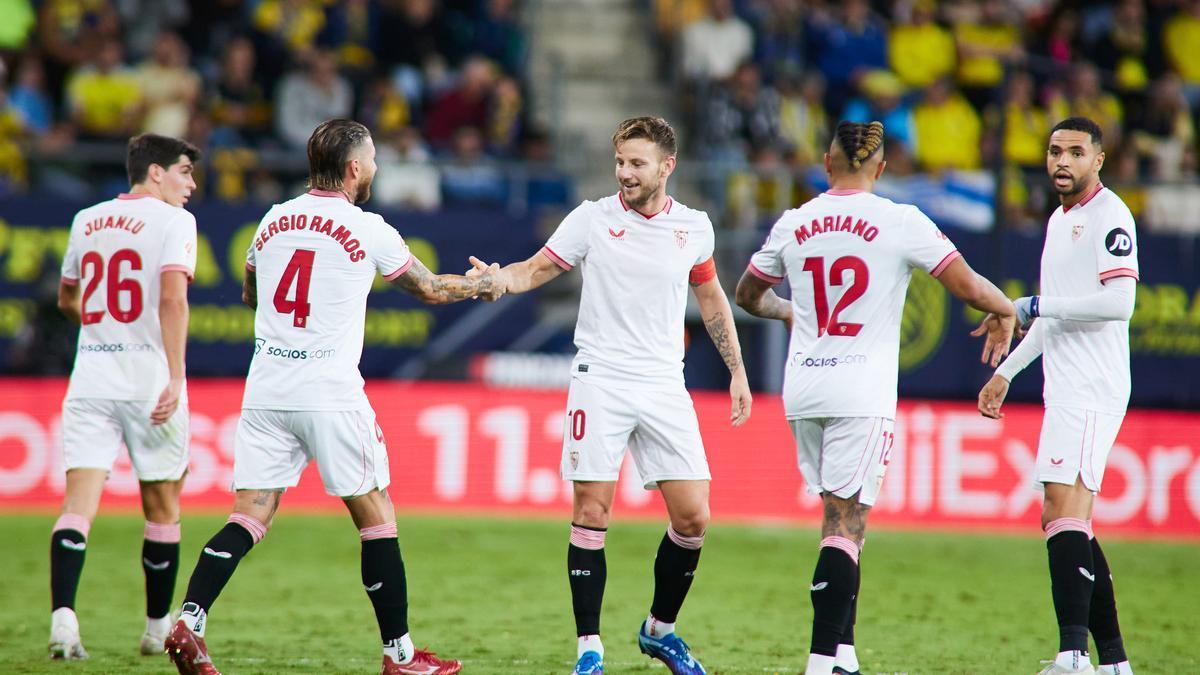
[824,188,865,196]
[617,191,672,219]
[308,188,352,202]
[117,192,152,200]
[1062,182,1104,213]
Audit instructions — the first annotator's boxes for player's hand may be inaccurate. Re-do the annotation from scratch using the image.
[151,378,184,425]
[1013,295,1039,329]
[781,312,793,336]
[977,374,1010,419]
[970,312,1016,367]
[467,256,506,301]
[729,368,752,427]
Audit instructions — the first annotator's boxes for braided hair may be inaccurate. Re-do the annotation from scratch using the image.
[834,120,885,171]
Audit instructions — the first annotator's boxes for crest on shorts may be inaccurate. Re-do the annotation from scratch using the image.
[1071,224,1084,241]
[569,451,580,470]
[674,229,688,248]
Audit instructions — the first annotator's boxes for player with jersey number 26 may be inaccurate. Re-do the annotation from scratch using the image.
[166,119,500,675]
[736,121,1016,675]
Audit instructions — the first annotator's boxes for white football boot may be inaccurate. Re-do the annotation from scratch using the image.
[48,607,88,660]
[141,613,175,655]
[1038,651,1096,675]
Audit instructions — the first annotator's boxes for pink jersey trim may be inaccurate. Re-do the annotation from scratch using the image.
[359,522,398,541]
[1098,267,1138,282]
[617,191,672,219]
[930,250,962,278]
[61,276,79,286]
[820,536,860,564]
[144,521,181,543]
[307,188,351,201]
[1044,517,1090,539]
[227,513,268,545]
[54,513,92,537]
[383,257,415,281]
[161,264,194,280]
[117,192,152,200]
[824,188,864,196]
[541,246,572,270]
[569,524,606,550]
[1063,182,1104,212]
[747,263,784,285]
[245,262,256,271]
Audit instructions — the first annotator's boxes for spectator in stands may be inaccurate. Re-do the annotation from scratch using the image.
[0,0,35,52]
[1132,74,1196,181]
[440,125,507,206]
[381,0,459,103]
[466,0,527,78]
[274,48,353,149]
[1163,0,1200,110]
[487,75,523,156]
[0,82,30,191]
[842,70,915,159]
[985,70,1049,171]
[37,0,121,108]
[317,0,380,85]
[1056,63,1123,149]
[889,0,955,89]
[358,77,411,140]
[136,31,200,138]
[699,62,782,165]
[208,36,273,148]
[10,58,53,135]
[953,0,1023,110]
[912,77,982,172]
[778,71,828,167]
[748,0,807,83]
[115,0,189,60]
[373,125,442,211]
[1087,0,1150,104]
[66,39,143,140]
[519,127,572,214]
[250,0,328,88]
[680,0,753,84]
[424,55,496,149]
[807,0,887,114]
[1035,6,1081,73]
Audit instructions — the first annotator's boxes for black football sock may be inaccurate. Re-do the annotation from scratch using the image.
[1046,522,1094,654]
[50,524,89,611]
[1089,536,1127,665]
[142,538,180,619]
[568,524,607,636]
[183,521,256,614]
[841,561,860,647]
[810,539,859,657]
[362,534,410,641]
[649,527,703,624]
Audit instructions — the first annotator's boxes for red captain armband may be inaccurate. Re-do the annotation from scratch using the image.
[689,257,717,285]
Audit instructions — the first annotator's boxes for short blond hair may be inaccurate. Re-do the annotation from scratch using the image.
[612,116,677,156]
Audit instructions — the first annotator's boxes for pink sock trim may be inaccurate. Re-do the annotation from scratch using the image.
[1044,517,1090,540]
[666,526,704,550]
[54,514,91,538]
[227,513,268,545]
[144,521,181,543]
[359,522,398,541]
[1086,519,1095,540]
[569,524,606,550]
[820,536,860,565]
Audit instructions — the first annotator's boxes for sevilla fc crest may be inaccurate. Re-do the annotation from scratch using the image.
[1071,224,1084,241]
[569,451,580,470]
[674,229,688,248]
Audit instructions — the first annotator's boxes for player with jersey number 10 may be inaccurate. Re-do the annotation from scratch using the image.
[166,119,501,675]
[52,133,201,661]
[735,121,1016,675]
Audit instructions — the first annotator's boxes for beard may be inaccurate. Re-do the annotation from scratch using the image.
[1053,177,1084,196]
[622,179,659,208]
[354,175,373,203]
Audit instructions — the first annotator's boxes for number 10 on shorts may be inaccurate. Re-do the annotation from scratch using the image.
[566,409,586,441]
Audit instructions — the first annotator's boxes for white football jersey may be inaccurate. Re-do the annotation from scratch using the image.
[61,193,197,401]
[749,189,959,419]
[1039,184,1138,414]
[242,190,413,411]
[542,193,716,390]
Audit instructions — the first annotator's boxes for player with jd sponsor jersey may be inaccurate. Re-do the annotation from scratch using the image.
[735,121,1016,675]
[977,117,1138,675]
[166,120,501,675]
[50,134,200,660]
[470,117,751,675]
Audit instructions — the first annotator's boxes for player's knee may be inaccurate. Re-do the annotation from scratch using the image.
[573,500,611,529]
[670,509,709,538]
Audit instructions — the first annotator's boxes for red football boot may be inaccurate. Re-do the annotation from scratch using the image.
[164,620,220,675]
[381,649,463,674]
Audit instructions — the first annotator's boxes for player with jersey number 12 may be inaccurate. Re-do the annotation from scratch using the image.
[166,119,500,675]
[51,133,200,662]
[736,121,1016,675]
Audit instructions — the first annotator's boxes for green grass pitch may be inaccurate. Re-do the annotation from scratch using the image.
[0,513,1196,674]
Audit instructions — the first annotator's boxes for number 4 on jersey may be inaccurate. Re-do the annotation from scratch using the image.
[274,249,315,328]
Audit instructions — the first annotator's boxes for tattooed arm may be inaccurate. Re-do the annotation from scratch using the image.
[242,266,257,309]
[391,256,503,304]
[734,269,793,334]
[692,275,752,426]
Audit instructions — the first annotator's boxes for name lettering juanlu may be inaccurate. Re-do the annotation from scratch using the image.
[84,215,146,236]
[794,214,877,245]
[254,213,367,262]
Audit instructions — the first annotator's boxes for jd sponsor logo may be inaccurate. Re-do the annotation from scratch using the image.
[1105,228,1133,256]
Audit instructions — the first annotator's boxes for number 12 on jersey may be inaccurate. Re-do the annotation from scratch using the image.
[802,256,869,337]
[274,249,315,328]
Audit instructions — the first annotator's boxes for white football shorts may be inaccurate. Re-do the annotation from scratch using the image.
[559,377,710,488]
[232,408,390,498]
[61,398,190,481]
[1034,406,1125,492]
[790,416,894,506]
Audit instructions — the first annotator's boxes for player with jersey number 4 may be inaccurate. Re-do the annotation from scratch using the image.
[468,116,751,675]
[51,133,200,661]
[976,117,1138,675]
[165,119,501,675]
[735,121,1017,675]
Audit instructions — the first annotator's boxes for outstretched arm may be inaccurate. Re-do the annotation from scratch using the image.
[391,256,502,304]
[937,257,1017,367]
[693,275,752,426]
[734,269,793,333]
[1016,276,1135,324]
[478,251,567,295]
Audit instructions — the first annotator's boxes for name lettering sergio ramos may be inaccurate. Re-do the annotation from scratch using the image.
[254,212,369,262]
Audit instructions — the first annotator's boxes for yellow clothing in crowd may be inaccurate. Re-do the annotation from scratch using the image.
[914,93,982,171]
[67,67,142,135]
[252,0,328,54]
[989,102,1050,168]
[890,23,956,88]
[1164,12,1200,84]
[955,22,1019,88]
[779,96,828,165]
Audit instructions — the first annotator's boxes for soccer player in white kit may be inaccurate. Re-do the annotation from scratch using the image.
[49,134,200,660]
[735,121,1017,675]
[977,118,1137,675]
[165,120,499,675]
[471,117,751,675]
